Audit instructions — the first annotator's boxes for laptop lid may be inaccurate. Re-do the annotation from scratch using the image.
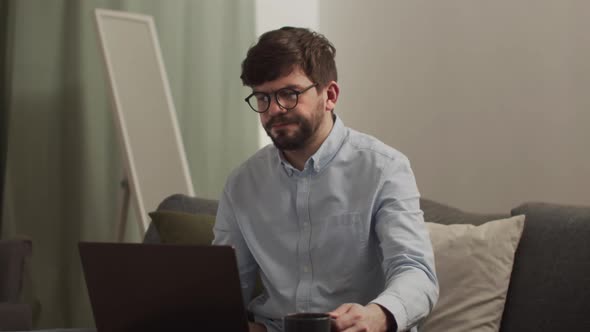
[79,242,249,332]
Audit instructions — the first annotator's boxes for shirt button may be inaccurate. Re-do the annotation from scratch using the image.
[303,222,309,227]
[303,265,310,273]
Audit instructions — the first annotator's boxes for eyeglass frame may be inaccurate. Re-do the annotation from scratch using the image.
[244,83,318,113]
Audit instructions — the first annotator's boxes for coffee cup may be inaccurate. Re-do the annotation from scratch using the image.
[283,312,331,332]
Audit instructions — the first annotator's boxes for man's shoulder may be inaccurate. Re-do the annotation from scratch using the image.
[344,127,408,162]
[226,144,275,183]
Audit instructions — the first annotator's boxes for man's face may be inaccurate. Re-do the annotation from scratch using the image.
[254,68,327,151]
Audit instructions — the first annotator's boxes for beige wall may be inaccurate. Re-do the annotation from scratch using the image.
[320,0,589,213]
[255,0,320,147]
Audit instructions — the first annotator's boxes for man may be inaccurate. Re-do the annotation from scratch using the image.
[213,27,438,332]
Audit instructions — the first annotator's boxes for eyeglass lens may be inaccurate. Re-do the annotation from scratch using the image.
[248,88,299,113]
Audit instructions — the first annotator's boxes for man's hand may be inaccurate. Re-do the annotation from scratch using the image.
[329,303,391,332]
[248,321,267,332]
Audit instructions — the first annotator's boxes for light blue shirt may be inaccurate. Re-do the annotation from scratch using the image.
[213,115,438,332]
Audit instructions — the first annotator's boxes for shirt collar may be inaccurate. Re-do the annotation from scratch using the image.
[310,114,347,172]
[277,114,347,175]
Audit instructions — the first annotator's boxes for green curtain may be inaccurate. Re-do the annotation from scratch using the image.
[0,0,12,236]
[1,0,257,328]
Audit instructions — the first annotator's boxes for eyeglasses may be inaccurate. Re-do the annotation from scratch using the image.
[244,83,318,113]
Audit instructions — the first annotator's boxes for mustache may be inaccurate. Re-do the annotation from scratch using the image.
[266,116,299,129]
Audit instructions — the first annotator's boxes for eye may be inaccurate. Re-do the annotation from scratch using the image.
[277,89,298,101]
[254,93,269,102]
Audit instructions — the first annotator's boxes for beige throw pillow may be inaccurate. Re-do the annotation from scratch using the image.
[420,215,525,332]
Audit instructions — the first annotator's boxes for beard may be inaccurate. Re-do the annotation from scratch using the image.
[264,101,324,151]
[264,114,313,151]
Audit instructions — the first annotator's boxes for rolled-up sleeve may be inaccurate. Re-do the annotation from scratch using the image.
[370,157,439,331]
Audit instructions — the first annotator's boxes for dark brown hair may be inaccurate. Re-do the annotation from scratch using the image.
[240,27,337,89]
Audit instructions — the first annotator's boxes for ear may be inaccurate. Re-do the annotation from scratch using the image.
[324,81,340,112]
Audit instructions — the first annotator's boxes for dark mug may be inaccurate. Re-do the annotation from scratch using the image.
[283,312,331,332]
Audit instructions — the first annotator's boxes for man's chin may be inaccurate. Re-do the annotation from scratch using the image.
[270,136,305,151]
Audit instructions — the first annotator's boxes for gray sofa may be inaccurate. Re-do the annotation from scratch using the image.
[0,239,33,331]
[148,194,590,331]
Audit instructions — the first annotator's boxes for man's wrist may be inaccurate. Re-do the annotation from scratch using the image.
[369,303,398,332]
[248,321,267,332]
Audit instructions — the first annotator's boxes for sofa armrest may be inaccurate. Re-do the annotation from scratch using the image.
[0,239,32,302]
[500,202,590,331]
[0,303,32,331]
[0,239,33,330]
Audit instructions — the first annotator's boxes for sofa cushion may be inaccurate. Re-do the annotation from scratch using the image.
[144,195,219,244]
[149,211,215,245]
[500,202,590,331]
[421,215,525,332]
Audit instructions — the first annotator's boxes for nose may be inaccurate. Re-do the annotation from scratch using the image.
[267,96,287,116]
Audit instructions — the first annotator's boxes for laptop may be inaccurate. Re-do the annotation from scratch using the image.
[79,242,249,332]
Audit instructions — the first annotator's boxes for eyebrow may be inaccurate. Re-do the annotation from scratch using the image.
[252,84,303,94]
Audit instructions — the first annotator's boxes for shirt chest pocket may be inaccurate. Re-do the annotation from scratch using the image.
[314,212,368,248]
[311,212,371,280]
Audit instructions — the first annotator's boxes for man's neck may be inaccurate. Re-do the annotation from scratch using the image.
[282,114,335,171]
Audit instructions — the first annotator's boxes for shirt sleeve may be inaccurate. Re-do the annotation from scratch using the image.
[370,156,439,331]
[213,183,259,305]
